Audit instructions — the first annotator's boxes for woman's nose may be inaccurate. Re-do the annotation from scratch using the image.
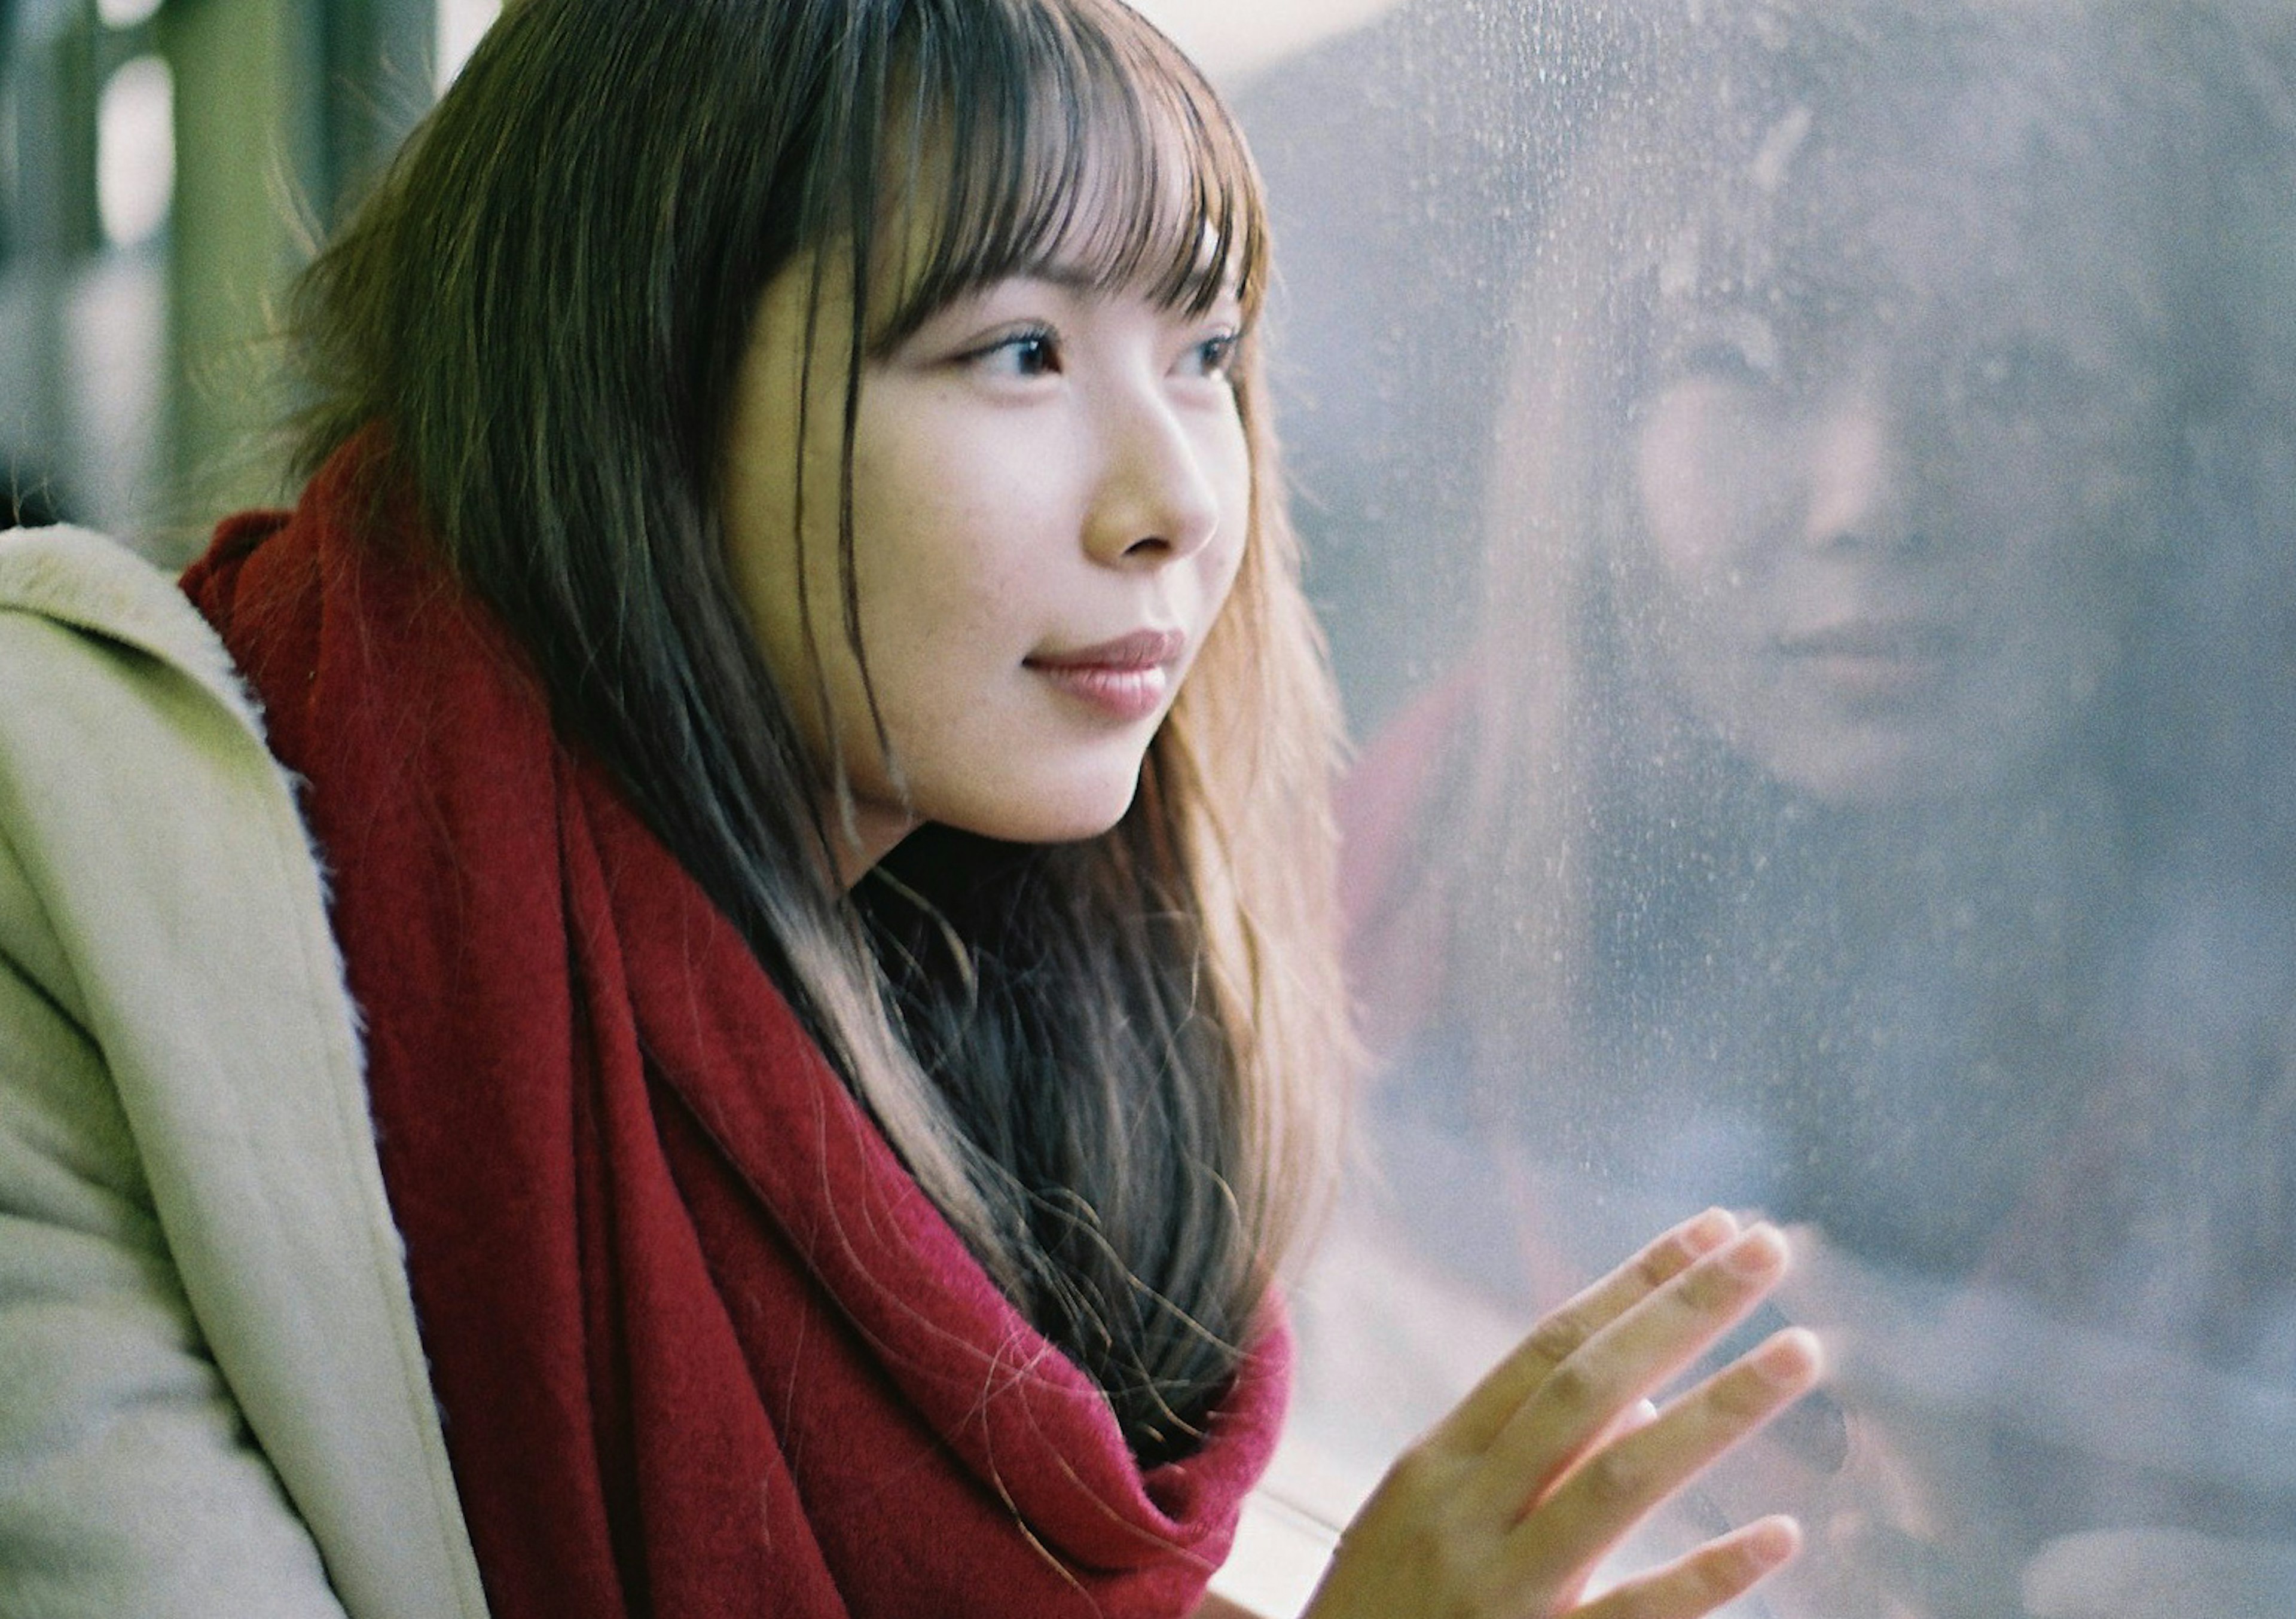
[1082,388,1228,569]
[1800,383,1923,553]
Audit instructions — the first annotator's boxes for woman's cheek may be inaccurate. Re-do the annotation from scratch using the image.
[1634,384,1787,594]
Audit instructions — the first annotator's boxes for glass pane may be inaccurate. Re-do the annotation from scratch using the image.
[1215,1,2296,1611]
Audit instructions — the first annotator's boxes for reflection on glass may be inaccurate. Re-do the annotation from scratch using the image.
[1272,1,2296,1614]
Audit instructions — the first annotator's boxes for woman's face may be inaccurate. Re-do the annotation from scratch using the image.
[720,256,1251,882]
[1624,153,2160,808]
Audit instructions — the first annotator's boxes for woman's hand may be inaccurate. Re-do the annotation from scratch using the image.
[1302,1209,1823,1619]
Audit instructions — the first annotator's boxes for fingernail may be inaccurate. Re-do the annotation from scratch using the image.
[1682,1207,1739,1253]
[1745,1515,1802,1566]
[1752,1327,1823,1387]
[1724,1224,1788,1278]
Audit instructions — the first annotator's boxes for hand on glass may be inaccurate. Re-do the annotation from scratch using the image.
[1303,1209,1822,1619]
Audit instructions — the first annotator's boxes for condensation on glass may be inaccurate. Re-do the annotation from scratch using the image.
[1212,0,2296,1612]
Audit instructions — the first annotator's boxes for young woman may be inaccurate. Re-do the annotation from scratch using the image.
[0,1,1821,1615]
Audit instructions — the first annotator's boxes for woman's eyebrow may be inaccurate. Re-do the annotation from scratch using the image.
[1002,252,1245,301]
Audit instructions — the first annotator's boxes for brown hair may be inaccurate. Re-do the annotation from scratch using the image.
[290,0,1348,1463]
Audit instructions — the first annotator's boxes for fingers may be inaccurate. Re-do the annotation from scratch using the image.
[1600,1398,1662,1448]
[1497,1324,1824,1596]
[1435,1208,1742,1455]
[1570,1516,1803,1619]
[1462,1223,1799,1532]
[1312,1216,1819,1619]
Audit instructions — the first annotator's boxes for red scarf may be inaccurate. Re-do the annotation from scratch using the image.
[182,438,1286,1618]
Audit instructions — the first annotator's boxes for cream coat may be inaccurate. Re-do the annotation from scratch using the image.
[0,527,487,1617]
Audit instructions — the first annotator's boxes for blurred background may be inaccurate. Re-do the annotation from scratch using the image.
[0,0,458,552]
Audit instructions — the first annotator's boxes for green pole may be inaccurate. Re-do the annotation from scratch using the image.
[158,0,316,530]
[158,0,429,536]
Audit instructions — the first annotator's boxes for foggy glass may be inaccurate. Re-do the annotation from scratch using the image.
[1226,1,2296,1612]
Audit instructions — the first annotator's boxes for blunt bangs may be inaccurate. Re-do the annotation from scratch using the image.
[859,0,1269,348]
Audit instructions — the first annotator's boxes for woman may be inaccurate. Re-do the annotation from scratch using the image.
[0,1,1821,1615]
[1328,0,2296,1612]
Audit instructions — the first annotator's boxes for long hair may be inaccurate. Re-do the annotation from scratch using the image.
[289,0,1347,1464]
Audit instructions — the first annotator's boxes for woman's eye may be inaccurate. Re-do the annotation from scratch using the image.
[1952,338,2083,416]
[1666,307,1785,391]
[1678,339,1779,389]
[972,328,1061,379]
[1181,330,1241,381]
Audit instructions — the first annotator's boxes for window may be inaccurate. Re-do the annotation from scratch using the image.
[1189,2,2296,1612]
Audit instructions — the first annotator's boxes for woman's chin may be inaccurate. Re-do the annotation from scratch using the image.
[933,771,1147,848]
[1751,724,2035,813]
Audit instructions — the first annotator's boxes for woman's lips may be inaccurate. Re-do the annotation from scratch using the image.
[1775,621,1965,704]
[1024,628,1186,723]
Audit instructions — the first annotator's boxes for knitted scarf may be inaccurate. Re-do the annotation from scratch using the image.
[182,439,1286,1618]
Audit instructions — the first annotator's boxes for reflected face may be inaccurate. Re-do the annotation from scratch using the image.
[1626,164,2160,807]
[720,261,1251,882]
